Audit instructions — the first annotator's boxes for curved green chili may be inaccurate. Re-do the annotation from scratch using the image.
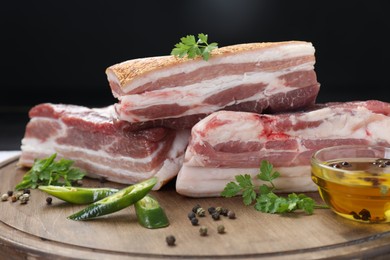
[68,177,157,221]
[38,185,119,204]
[135,194,169,229]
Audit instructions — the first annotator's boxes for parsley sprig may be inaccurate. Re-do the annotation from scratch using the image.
[15,153,85,190]
[171,33,218,61]
[221,160,328,214]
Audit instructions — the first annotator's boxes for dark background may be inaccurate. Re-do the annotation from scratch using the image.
[1,1,389,150]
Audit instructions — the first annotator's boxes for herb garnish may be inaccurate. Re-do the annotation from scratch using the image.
[221,160,328,214]
[171,33,218,61]
[15,153,85,191]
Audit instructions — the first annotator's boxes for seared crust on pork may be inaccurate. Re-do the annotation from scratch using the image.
[106,41,306,91]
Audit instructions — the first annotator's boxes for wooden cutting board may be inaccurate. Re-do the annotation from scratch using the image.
[1,159,390,260]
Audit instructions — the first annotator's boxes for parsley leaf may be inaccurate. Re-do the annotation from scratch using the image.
[220,182,241,197]
[221,160,328,215]
[171,33,218,61]
[257,160,280,189]
[15,153,86,190]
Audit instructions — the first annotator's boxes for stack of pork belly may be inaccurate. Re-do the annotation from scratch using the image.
[19,104,190,190]
[21,40,390,196]
[176,101,390,197]
[20,40,322,191]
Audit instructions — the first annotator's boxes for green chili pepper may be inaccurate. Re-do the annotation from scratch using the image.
[38,185,119,204]
[67,177,157,221]
[135,194,169,229]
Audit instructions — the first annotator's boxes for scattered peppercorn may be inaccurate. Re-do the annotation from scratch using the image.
[329,163,341,168]
[340,161,351,167]
[217,225,225,234]
[1,194,8,201]
[359,209,371,221]
[196,207,206,217]
[165,235,176,246]
[215,206,222,214]
[362,177,381,187]
[227,210,236,219]
[19,194,29,204]
[7,190,13,196]
[221,208,228,216]
[46,197,53,205]
[188,211,196,220]
[350,211,361,220]
[190,217,199,226]
[23,189,30,194]
[192,204,201,213]
[211,211,220,220]
[11,196,17,203]
[199,226,208,236]
[14,191,23,200]
[208,206,216,214]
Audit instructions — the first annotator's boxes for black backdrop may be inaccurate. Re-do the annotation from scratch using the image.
[1,1,390,149]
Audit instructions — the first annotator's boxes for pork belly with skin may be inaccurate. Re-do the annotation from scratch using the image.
[19,103,190,190]
[106,41,320,130]
[176,100,390,197]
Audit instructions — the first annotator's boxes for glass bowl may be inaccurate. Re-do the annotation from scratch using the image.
[311,145,390,223]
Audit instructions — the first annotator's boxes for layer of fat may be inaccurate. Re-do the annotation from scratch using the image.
[117,42,315,94]
[118,63,314,122]
[190,106,390,149]
[176,164,317,197]
[191,110,264,147]
[20,118,191,189]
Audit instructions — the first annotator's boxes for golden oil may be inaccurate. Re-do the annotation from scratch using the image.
[311,158,390,223]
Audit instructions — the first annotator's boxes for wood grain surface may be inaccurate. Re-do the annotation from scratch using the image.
[1,159,390,260]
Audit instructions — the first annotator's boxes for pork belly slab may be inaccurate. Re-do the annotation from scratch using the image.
[176,100,390,197]
[18,103,190,190]
[106,41,320,129]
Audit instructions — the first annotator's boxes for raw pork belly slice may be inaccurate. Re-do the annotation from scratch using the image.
[176,100,390,197]
[18,103,190,190]
[106,41,320,129]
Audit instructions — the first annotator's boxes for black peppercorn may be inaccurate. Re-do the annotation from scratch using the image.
[23,189,30,194]
[208,206,216,214]
[166,235,176,246]
[221,208,229,216]
[191,217,199,226]
[227,210,236,219]
[188,211,196,220]
[7,190,13,196]
[330,163,342,168]
[46,197,52,205]
[350,211,361,220]
[341,161,351,167]
[359,209,371,221]
[212,212,220,220]
[192,204,201,213]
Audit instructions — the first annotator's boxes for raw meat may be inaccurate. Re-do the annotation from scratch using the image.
[176,100,390,197]
[18,103,190,190]
[106,41,320,129]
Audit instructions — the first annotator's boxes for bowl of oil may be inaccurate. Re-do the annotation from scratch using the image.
[311,145,390,223]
